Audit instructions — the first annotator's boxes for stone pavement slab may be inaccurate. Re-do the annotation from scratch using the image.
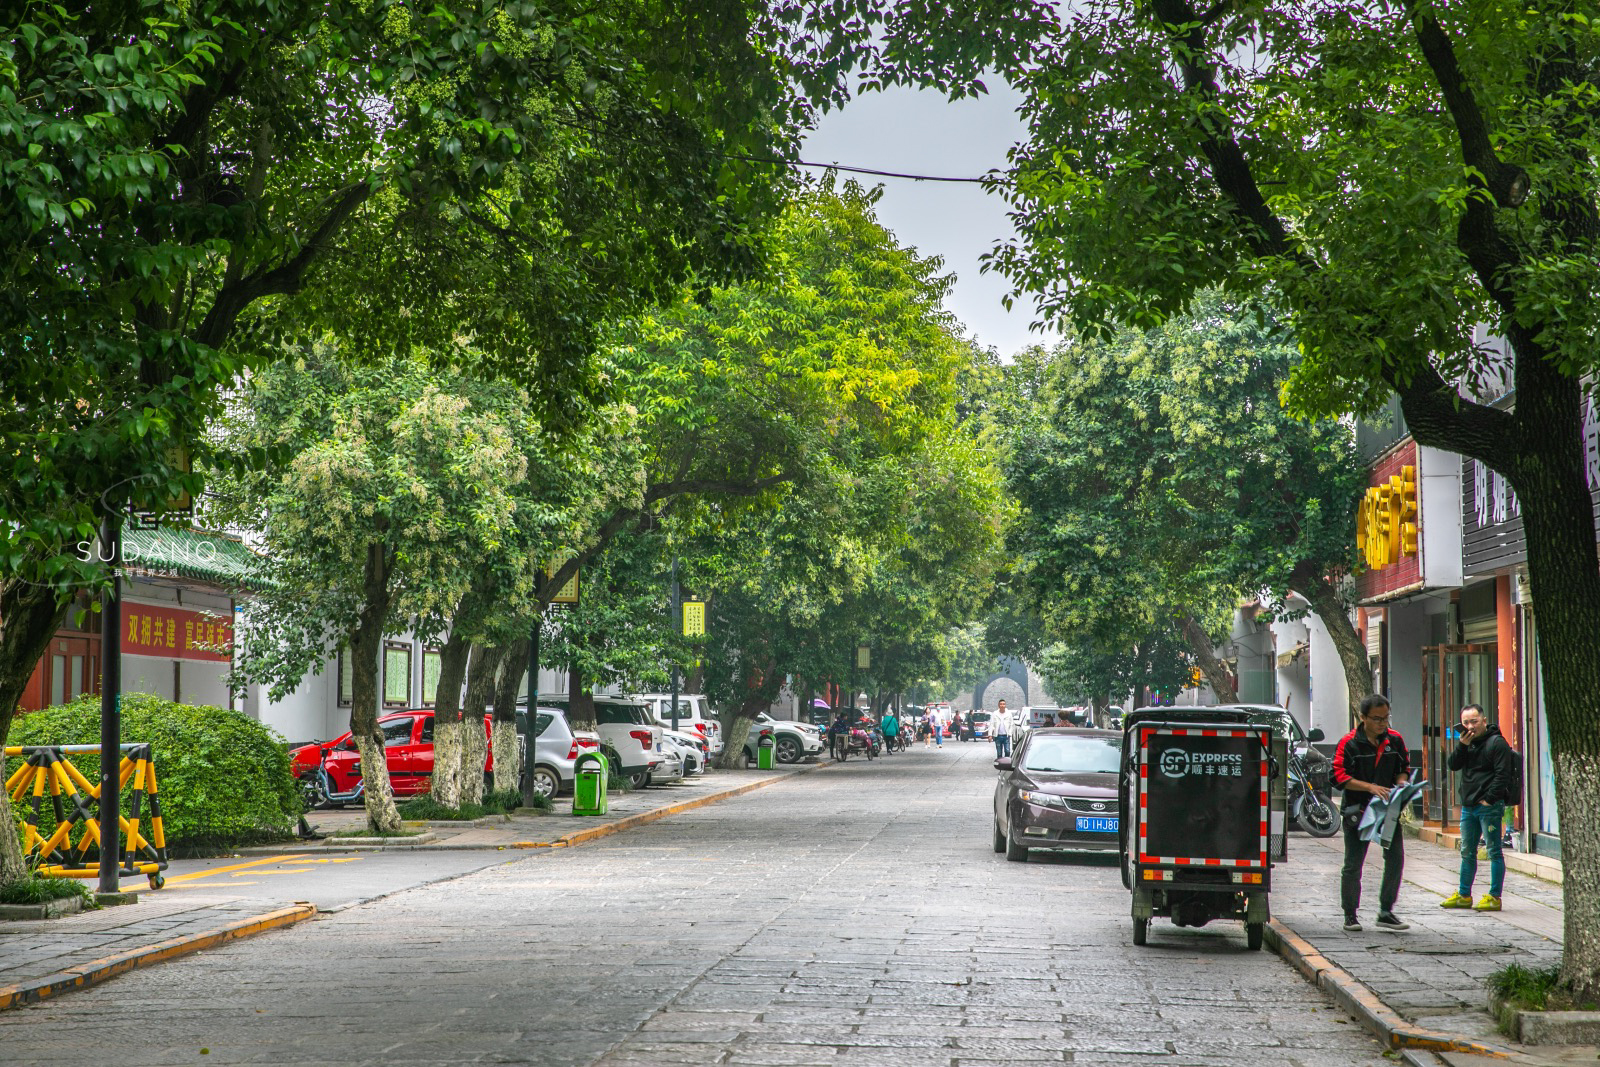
[0,742,1396,1066]
[0,762,820,1011]
[1268,825,1593,1065]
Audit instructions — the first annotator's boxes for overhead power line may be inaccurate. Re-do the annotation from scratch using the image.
[729,152,1004,185]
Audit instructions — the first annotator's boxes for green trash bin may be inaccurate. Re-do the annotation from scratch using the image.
[572,752,608,816]
[756,732,775,770]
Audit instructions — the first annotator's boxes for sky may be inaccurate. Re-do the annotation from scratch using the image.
[801,82,1057,360]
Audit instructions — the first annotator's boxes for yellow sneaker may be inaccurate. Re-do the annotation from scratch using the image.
[1439,892,1473,909]
[1473,895,1502,912]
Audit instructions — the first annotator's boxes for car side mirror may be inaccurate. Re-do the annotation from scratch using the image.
[993,757,1013,771]
[1308,728,1326,743]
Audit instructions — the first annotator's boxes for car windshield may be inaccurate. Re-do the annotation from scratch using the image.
[1020,736,1120,774]
[1247,710,1305,744]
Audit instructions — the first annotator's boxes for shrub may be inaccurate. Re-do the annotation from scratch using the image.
[395,788,531,822]
[7,693,302,853]
[0,873,95,906]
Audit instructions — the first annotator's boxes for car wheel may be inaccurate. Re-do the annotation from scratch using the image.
[529,764,560,800]
[629,770,650,790]
[1005,826,1029,862]
[776,737,802,764]
[992,820,1006,854]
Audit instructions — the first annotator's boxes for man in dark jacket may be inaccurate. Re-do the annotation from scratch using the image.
[1332,694,1412,933]
[1439,704,1516,912]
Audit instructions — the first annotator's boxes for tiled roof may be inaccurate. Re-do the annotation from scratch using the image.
[122,526,263,591]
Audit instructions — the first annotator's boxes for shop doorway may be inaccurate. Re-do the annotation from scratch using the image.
[1421,644,1497,827]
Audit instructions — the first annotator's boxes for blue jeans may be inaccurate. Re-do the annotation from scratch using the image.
[994,734,1011,758]
[1459,803,1506,897]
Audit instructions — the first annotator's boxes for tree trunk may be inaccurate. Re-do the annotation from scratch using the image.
[1298,576,1369,728]
[351,545,402,835]
[715,690,771,770]
[460,643,503,805]
[566,665,596,731]
[0,577,73,885]
[1178,612,1237,703]
[490,638,529,795]
[1505,423,1600,1001]
[429,631,472,808]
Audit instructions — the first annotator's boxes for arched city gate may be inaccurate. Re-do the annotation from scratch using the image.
[972,656,1031,711]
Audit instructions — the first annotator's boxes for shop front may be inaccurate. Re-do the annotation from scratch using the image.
[1355,437,1463,819]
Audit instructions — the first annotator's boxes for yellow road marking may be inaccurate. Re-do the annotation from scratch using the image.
[169,881,260,889]
[163,855,310,885]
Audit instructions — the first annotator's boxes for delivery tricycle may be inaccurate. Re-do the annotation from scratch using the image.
[1118,707,1287,950]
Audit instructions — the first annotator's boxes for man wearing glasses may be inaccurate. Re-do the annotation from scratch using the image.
[1331,694,1413,932]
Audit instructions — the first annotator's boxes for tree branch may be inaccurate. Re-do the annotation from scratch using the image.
[1410,5,1529,210]
[195,182,374,348]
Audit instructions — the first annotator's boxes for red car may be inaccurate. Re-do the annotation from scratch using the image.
[290,709,577,805]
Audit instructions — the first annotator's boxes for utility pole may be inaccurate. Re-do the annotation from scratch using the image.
[520,605,542,809]
[669,558,681,732]
[97,512,122,894]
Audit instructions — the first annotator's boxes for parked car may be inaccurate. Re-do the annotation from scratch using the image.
[639,693,725,755]
[661,727,709,776]
[289,707,600,804]
[993,727,1122,861]
[747,712,824,764]
[542,697,667,788]
[968,711,993,739]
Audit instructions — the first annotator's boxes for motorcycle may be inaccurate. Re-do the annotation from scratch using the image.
[1288,746,1339,837]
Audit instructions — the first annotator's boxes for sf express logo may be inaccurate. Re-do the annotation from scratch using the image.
[1158,749,1245,779]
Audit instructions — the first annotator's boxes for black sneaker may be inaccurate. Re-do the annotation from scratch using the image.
[1375,912,1410,931]
[1342,916,1362,932]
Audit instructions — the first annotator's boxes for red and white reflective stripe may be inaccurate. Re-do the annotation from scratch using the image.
[1137,724,1273,869]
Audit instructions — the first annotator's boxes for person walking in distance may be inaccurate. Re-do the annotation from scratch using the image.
[1439,704,1518,912]
[993,700,1012,759]
[1332,694,1413,933]
[880,707,901,753]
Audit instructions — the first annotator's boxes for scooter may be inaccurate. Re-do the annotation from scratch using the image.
[1288,747,1339,837]
[298,742,366,810]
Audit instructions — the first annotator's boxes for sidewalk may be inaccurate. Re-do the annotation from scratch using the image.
[1269,826,1587,1065]
[0,761,822,1010]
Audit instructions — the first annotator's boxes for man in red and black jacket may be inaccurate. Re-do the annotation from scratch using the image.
[1331,694,1412,933]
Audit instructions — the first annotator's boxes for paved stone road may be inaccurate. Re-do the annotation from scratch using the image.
[0,741,1387,1066]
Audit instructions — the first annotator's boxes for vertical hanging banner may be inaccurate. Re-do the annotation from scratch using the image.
[548,562,579,604]
[682,600,706,637]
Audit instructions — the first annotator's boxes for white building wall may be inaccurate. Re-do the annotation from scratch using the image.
[1304,609,1351,741]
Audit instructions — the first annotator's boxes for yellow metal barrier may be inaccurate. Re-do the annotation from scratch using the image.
[4,743,169,889]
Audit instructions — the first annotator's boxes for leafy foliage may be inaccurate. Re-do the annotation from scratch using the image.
[7,694,301,847]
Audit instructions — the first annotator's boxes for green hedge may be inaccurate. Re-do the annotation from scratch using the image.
[7,693,302,851]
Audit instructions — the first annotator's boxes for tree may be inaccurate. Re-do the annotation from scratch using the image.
[991,301,1369,717]
[218,352,525,833]
[814,0,1600,993]
[1,0,817,876]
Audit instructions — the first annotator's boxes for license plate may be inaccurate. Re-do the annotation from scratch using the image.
[1077,816,1118,833]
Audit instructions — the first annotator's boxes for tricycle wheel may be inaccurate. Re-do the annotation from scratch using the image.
[1132,917,1148,946]
[1246,921,1264,951]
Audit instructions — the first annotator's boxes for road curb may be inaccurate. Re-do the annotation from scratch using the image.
[509,761,832,850]
[1265,918,1510,1057]
[0,902,316,1012]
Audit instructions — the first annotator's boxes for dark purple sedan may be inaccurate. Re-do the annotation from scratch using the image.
[993,728,1123,861]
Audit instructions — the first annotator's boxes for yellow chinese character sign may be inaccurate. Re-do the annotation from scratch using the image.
[548,563,579,604]
[1355,465,1418,570]
[682,601,706,637]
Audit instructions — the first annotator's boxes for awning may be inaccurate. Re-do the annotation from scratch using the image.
[122,527,263,591]
[1276,641,1309,668]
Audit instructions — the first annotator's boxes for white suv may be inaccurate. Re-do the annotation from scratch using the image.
[639,693,724,755]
